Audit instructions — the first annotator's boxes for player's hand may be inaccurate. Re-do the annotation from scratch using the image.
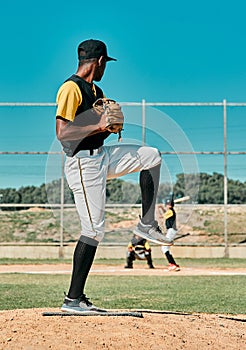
[93,98,124,137]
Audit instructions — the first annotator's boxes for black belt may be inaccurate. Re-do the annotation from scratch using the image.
[75,147,102,157]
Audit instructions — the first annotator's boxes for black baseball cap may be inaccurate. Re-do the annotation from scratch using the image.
[78,39,116,62]
[165,192,174,206]
[165,198,174,206]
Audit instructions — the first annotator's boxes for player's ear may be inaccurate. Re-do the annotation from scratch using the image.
[98,56,106,67]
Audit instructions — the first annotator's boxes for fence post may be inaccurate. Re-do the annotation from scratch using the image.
[142,99,146,145]
[59,151,65,258]
[223,99,229,257]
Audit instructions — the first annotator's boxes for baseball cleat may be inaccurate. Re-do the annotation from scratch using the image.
[134,219,173,246]
[61,294,106,314]
[168,263,181,272]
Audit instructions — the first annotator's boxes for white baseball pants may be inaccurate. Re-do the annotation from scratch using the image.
[65,144,161,242]
[161,228,178,253]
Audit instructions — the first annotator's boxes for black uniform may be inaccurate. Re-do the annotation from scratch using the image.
[125,234,154,269]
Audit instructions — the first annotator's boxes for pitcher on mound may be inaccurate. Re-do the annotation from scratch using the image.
[55,39,173,314]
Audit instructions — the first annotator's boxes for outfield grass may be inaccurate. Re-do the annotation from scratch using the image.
[0,258,245,314]
[0,257,246,268]
[0,273,245,314]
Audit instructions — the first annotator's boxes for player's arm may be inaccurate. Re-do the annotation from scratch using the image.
[164,209,174,220]
[157,203,166,216]
[56,117,108,141]
[127,242,133,252]
[165,209,175,229]
[56,82,109,141]
[144,241,151,251]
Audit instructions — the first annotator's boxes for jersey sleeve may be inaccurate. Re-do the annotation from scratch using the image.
[144,241,151,250]
[56,81,82,122]
[164,209,174,220]
[127,242,133,249]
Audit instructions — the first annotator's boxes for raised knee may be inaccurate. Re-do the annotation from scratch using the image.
[149,147,162,166]
[138,146,162,169]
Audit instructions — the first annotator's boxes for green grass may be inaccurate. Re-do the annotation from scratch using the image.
[0,258,245,314]
[0,273,245,314]
[0,257,246,267]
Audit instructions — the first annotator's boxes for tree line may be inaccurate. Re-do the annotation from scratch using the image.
[0,172,245,208]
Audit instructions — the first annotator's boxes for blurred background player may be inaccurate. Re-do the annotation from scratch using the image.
[158,193,180,271]
[125,234,154,269]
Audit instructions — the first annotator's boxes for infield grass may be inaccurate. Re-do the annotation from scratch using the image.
[0,273,245,314]
[0,257,246,267]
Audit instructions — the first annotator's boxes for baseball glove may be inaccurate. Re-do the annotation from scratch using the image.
[92,98,124,140]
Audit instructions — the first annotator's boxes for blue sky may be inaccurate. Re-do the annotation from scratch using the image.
[0,0,246,189]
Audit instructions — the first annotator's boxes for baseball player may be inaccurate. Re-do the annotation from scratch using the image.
[159,194,180,271]
[125,234,154,269]
[55,39,172,314]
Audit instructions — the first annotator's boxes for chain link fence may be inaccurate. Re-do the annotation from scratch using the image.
[0,100,245,257]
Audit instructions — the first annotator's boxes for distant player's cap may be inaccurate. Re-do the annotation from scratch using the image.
[78,39,117,62]
[165,198,174,205]
[164,192,174,206]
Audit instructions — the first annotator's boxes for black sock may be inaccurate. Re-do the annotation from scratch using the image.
[146,254,154,267]
[165,251,177,265]
[67,237,98,299]
[140,164,160,224]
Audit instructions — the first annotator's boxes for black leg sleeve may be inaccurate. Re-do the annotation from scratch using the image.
[146,252,154,268]
[125,251,135,267]
[165,251,177,265]
[67,236,98,299]
[140,164,160,224]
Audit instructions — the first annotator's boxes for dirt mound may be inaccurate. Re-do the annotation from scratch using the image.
[0,308,245,350]
[0,265,245,349]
